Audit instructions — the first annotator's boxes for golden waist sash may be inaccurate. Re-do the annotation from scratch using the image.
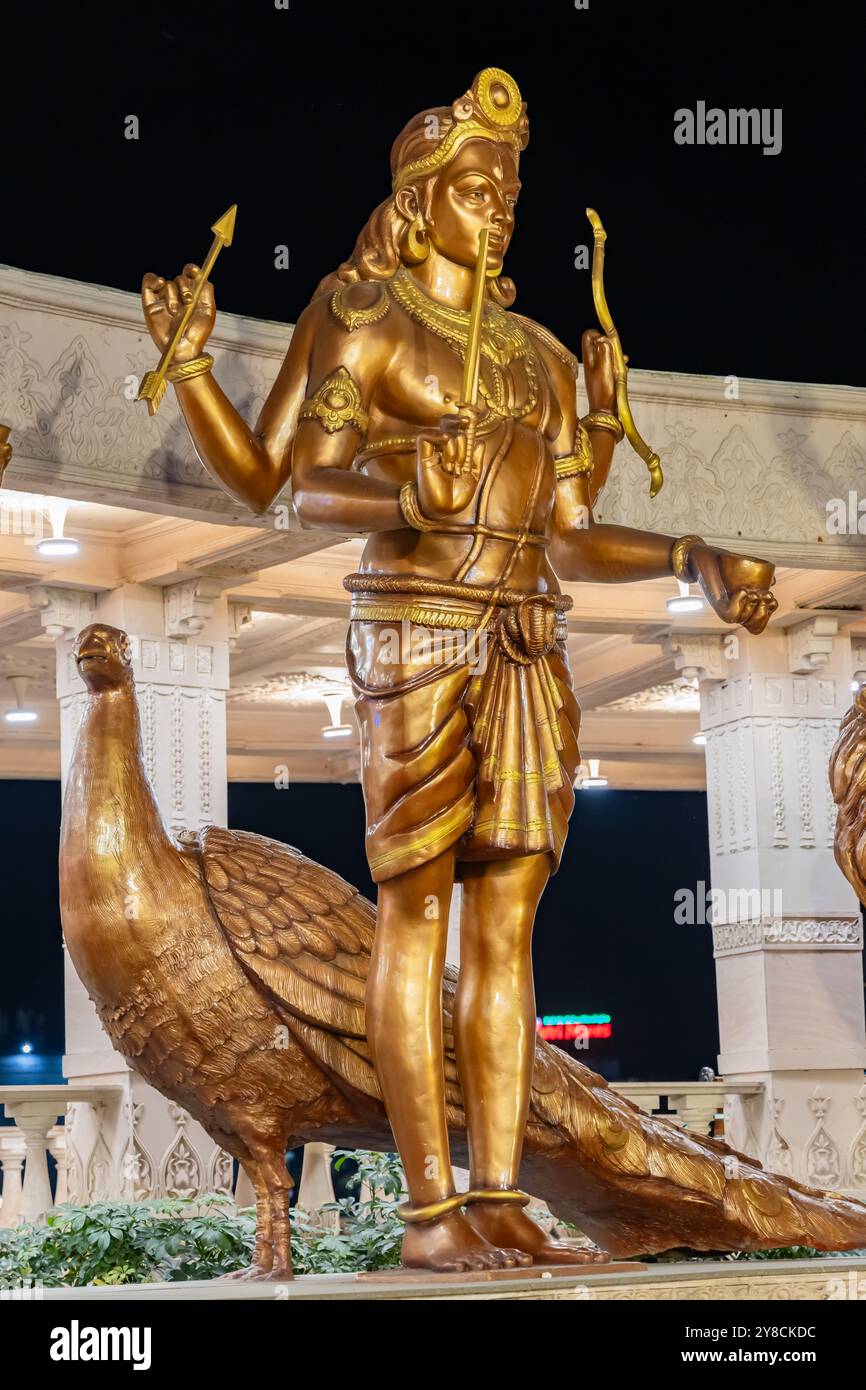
[344,571,571,613]
[346,574,571,667]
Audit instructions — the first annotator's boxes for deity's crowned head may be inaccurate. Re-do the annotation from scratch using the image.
[318,68,528,307]
[390,68,528,196]
[389,68,528,284]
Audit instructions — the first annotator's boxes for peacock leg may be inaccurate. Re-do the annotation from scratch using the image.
[259,1152,294,1279]
[458,853,610,1265]
[219,1157,277,1280]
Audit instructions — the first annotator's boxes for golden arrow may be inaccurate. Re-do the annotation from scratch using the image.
[458,226,491,470]
[137,204,237,416]
[586,208,663,497]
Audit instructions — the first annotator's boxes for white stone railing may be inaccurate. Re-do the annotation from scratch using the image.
[0,1083,764,1229]
[0,1084,120,1227]
[613,1080,764,1136]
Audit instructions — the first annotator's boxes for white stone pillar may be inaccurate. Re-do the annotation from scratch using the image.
[50,581,236,1204]
[0,1129,26,1227]
[700,621,866,1195]
[5,1104,58,1224]
[297,1143,339,1230]
[47,1125,68,1207]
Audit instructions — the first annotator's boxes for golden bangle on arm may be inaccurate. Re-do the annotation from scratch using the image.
[167,353,214,385]
[399,480,437,532]
[582,409,624,443]
[671,534,705,583]
[555,420,594,481]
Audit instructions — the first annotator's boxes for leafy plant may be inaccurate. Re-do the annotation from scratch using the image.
[0,1150,405,1287]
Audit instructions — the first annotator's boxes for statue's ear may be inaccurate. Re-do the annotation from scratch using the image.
[394,186,420,224]
[119,634,133,666]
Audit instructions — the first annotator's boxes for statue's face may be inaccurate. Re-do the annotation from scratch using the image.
[426,139,520,275]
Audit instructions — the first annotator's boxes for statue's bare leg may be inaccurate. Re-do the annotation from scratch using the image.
[368,848,529,1272]
[457,853,609,1265]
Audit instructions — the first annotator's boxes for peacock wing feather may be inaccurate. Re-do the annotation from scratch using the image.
[199,826,373,1041]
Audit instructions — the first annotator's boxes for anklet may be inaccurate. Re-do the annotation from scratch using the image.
[397,1187,531,1224]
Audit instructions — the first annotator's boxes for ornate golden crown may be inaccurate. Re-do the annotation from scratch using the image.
[392,67,528,193]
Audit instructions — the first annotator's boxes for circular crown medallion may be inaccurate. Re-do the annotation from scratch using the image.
[475,68,522,127]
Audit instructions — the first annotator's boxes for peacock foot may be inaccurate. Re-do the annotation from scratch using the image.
[218,1261,273,1282]
[401,1209,533,1273]
[466,1203,610,1265]
[218,1263,293,1282]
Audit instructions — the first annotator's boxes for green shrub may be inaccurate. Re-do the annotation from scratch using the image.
[0,1149,404,1287]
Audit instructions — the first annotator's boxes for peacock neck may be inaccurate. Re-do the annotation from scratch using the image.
[62,679,175,872]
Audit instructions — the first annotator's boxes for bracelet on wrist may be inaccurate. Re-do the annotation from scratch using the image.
[670,534,705,583]
[582,409,624,443]
[167,353,214,385]
[399,481,437,532]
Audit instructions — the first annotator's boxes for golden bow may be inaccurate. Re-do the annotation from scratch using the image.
[586,208,663,498]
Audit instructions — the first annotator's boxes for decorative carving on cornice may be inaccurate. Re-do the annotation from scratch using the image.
[164,577,224,638]
[787,616,839,675]
[29,584,96,639]
[713,916,862,955]
[598,419,866,567]
[663,634,727,683]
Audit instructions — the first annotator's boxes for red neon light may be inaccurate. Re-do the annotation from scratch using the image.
[537,1023,612,1041]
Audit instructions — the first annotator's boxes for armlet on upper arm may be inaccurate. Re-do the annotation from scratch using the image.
[554,419,594,482]
[298,366,369,437]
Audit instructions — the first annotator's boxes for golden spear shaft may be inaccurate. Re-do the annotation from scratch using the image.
[459,226,491,469]
[586,208,663,498]
[137,204,237,416]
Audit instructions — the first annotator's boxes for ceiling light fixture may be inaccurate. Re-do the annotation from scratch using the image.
[36,498,80,558]
[666,578,703,615]
[321,692,353,739]
[578,757,608,789]
[4,674,37,724]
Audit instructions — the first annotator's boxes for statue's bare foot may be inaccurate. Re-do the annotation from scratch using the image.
[466,1204,610,1265]
[402,1209,533,1273]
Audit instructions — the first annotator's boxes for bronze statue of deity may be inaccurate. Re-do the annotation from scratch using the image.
[141,68,777,1271]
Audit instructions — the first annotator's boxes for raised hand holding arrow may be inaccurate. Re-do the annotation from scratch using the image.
[137,204,237,416]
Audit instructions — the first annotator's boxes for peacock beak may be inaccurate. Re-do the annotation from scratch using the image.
[74,645,110,669]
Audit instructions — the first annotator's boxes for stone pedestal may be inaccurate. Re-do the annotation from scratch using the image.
[51,582,236,1204]
[700,623,866,1194]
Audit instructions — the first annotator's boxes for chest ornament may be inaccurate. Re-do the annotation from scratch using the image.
[388,269,539,422]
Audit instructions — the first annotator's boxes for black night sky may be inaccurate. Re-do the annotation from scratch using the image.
[1,1,863,1077]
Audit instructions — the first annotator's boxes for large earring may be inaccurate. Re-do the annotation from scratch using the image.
[402,216,430,265]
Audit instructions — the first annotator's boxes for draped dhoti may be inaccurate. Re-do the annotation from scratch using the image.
[346,580,581,883]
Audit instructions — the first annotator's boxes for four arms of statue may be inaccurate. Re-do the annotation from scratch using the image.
[141,256,775,633]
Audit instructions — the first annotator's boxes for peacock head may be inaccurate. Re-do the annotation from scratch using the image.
[73,624,134,692]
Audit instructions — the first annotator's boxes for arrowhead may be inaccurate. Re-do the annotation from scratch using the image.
[211,204,237,246]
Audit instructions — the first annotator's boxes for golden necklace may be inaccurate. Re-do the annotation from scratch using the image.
[388,269,538,421]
